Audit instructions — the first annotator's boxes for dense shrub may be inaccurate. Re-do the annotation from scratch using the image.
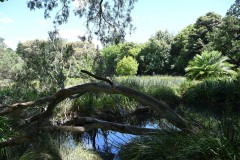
[182,78,240,114]
[115,56,139,76]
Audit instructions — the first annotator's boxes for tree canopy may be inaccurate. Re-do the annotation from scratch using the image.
[27,0,138,45]
[227,0,240,18]
[172,12,222,74]
[137,30,174,75]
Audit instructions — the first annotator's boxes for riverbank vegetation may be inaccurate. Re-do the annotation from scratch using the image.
[0,0,240,159]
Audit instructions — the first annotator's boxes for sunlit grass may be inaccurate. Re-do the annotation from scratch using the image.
[60,144,102,160]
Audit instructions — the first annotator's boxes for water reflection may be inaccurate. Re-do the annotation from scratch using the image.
[65,121,159,159]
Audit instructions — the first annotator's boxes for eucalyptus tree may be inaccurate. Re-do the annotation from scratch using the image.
[16,39,97,91]
[0,38,23,81]
[27,0,138,45]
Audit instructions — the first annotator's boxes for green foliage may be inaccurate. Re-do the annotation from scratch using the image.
[138,40,171,74]
[27,0,137,45]
[152,30,174,44]
[114,75,185,108]
[147,86,180,109]
[116,56,139,76]
[16,39,60,91]
[118,132,218,160]
[100,44,122,75]
[182,78,240,114]
[185,51,236,80]
[208,16,240,66]
[227,0,240,18]
[66,42,98,77]
[172,12,222,74]
[137,31,173,75]
[101,42,142,76]
[171,25,194,74]
[0,38,23,81]
[16,39,97,91]
[0,117,11,142]
[0,116,22,160]
[115,75,186,94]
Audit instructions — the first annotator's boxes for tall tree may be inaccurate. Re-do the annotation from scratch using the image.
[227,0,240,18]
[208,16,240,65]
[137,30,174,75]
[170,25,194,74]
[27,0,138,45]
[16,39,97,91]
[172,12,222,74]
[0,38,23,81]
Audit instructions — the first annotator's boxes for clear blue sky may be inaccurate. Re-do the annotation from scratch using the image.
[0,0,235,50]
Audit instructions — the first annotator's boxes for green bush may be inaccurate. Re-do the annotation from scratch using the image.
[116,56,139,76]
[182,78,240,114]
[185,51,236,80]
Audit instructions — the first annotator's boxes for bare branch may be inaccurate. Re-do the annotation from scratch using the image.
[81,70,113,86]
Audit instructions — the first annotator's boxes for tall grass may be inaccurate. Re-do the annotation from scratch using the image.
[114,75,185,109]
[114,75,185,94]
[182,77,240,114]
[60,144,102,160]
[118,115,240,160]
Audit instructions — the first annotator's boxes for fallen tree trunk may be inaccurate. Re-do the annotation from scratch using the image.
[60,117,160,135]
[0,83,196,132]
[0,117,165,149]
[46,118,158,135]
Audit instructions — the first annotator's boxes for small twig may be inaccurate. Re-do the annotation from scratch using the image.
[81,70,113,86]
